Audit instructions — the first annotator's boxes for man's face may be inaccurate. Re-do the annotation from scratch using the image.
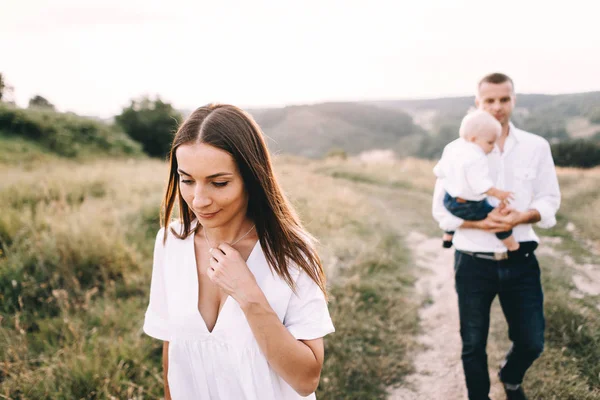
[476,81,515,126]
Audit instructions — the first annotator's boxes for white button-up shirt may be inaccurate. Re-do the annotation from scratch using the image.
[432,123,561,252]
[433,138,494,201]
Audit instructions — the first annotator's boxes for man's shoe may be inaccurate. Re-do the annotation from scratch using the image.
[503,385,528,400]
[499,369,528,400]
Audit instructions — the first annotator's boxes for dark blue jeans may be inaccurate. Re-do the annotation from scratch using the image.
[454,249,545,400]
[444,193,512,240]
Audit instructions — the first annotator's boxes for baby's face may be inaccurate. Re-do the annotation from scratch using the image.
[471,130,497,154]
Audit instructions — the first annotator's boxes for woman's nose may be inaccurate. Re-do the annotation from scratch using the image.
[192,187,212,208]
[193,196,212,209]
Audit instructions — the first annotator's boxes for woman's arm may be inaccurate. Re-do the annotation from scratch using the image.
[207,244,325,396]
[240,288,324,396]
[163,341,172,400]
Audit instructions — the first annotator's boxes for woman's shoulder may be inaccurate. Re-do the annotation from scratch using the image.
[154,220,195,247]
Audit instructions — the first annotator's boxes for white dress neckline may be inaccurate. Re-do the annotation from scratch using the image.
[143,222,335,399]
[188,226,261,335]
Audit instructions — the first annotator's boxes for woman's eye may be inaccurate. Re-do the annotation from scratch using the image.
[212,181,229,188]
[181,179,194,185]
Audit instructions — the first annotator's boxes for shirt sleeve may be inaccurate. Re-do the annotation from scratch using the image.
[283,270,335,340]
[143,228,171,341]
[464,156,494,195]
[432,177,464,231]
[529,140,561,229]
[432,160,444,178]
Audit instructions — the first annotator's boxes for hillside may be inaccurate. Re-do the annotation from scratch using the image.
[242,92,600,161]
[368,91,600,143]
[0,104,143,164]
[249,102,425,158]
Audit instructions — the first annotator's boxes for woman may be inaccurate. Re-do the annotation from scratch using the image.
[143,104,335,399]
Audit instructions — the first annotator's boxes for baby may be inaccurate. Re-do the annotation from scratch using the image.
[433,109,520,252]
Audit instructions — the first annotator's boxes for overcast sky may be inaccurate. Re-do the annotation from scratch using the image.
[2,0,600,117]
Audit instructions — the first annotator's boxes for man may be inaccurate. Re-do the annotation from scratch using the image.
[432,73,561,400]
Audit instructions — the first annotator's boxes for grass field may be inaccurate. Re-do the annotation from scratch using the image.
[1,154,599,399]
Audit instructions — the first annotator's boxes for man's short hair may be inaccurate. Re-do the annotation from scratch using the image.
[478,72,514,92]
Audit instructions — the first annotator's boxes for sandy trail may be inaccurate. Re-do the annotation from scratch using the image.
[388,232,507,400]
[387,232,600,400]
[388,232,467,400]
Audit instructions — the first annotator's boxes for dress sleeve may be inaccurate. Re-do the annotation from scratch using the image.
[283,270,335,341]
[143,228,171,341]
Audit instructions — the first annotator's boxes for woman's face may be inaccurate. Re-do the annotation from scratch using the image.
[176,142,249,228]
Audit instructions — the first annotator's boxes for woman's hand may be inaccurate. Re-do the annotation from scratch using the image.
[207,243,261,305]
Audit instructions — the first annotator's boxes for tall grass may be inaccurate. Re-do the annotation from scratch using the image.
[2,155,597,399]
[1,156,422,399]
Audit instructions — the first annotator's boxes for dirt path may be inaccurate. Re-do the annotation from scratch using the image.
[388,232,508,400]
[387,232,467,400]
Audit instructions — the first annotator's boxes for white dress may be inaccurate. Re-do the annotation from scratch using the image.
[143,222,335,400]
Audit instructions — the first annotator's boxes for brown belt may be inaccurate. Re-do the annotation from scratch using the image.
[459,250,508,261]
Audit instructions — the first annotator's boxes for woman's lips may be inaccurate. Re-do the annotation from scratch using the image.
[198,211,220,219]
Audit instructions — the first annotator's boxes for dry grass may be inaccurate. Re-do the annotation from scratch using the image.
[2,154,598,399]
[317,156,600,399]
[1,155,423,399]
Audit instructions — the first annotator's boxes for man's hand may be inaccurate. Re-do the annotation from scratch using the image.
[461,207,523,232]
[485,207,523,232]
[463,207,543,233]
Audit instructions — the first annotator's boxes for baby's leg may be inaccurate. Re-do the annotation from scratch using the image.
[501,235,520,251]
[442,231,454,248]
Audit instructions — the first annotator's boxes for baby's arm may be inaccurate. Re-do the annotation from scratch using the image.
[486,187,514,203]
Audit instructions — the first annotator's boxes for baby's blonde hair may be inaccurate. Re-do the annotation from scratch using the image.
[459,109,502,139]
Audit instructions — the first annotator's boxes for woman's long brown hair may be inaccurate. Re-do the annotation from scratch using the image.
[161,104,327,295]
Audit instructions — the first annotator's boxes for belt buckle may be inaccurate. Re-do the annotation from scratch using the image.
[494,252,508,261]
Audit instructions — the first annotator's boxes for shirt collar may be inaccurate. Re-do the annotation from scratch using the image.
[507,122,524,142]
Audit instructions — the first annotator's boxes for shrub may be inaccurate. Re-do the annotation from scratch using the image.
[0,104,142,157]
[115,97,182,158]
[551,139,600,168]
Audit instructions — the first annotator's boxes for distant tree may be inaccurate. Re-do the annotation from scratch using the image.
[589,107,600,124]
[0,73,15,104]
[29,95,55,110]
[115,96,182,158]
[417,122,460,159]
[0,73,4,101]
[551,139,600,169]
[521,112,569,141]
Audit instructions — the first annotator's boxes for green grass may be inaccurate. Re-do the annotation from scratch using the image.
[0,133,59,165]
[0,104,143,161]
[487,220,600,399]
[319,232,419,399]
